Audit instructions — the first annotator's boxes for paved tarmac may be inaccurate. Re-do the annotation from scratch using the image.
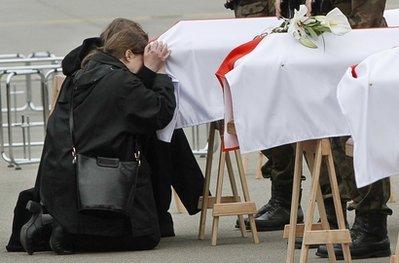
[1,1,399,262]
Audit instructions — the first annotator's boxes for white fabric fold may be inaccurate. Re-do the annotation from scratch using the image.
[337,47,399,187]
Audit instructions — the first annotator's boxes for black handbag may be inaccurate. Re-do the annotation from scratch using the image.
[69,71,141,214]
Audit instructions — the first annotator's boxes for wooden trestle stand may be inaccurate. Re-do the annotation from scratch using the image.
[198,121,259,246]
[392,240,399,263]
[284,139,352,263]
[346,139,398,263]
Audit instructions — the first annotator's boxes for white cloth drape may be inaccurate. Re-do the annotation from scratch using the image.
[337,47,399,188]
[157,17,281,140]
[223,27,399,153]
[156,9,399,141]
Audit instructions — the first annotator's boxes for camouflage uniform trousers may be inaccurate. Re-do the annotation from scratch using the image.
[316,0,391,215]
[261,138,392,216]
[233,0,276,18]
[315,0,387,28]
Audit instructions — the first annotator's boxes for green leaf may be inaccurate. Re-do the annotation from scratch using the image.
[299,36,318,49]
[306,26,318,38]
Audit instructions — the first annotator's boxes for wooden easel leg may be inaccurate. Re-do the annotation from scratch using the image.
[389,184,397,203]
[391,237,399,263]
[255,152,266,179]
[198,122,216,240]
[242,154,249,175]
[315,181,337,263]
[173,188,185,214]
[226,152,246,237]
[304,145,337,262]
[234,150,260,244]
[286,142,303,263]
[211,148,226,246]
[300,140,323,263]
[325,140,352,263]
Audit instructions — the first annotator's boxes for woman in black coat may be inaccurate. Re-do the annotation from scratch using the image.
[7,18,206,254]
[19,24,175,254]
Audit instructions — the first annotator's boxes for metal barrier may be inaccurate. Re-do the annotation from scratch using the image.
[0,70,49,168]
[0,54,63,113]
[0,52,62,168]
[0,54,24,60]
[0,52,214,167]
[189,123,219,157]
[26,52,59,112]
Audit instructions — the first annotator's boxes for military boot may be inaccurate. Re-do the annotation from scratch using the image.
[316,211,391,259]
[235,185,277,229]
[253,181,304,231]
[235,181,304,231]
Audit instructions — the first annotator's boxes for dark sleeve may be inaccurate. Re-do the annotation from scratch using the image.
[120,73,176,134]
[136,66,157,88]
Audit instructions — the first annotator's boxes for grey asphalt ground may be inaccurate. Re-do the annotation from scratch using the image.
[1,1,399,262]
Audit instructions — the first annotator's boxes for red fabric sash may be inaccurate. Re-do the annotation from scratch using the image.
[215,35,265,86]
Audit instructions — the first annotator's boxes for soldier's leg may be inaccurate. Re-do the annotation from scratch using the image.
[317,137,392,259]
[234,0,275,18]
[349,0,387,28]
[251,144,304,231]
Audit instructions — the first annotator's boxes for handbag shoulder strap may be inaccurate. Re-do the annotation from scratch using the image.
[69,65,141,164]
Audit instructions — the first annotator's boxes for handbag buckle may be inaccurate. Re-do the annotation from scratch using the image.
[134,150,141,166]
[72,147,77,164]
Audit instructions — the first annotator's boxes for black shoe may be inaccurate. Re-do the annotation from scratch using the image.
[316,212,391,259]
[49,222,74,255]
[19,201,53,255]
[236,180,304,231]
[234,201,272,229]
[255,179,304,231]
[254,200,304,231]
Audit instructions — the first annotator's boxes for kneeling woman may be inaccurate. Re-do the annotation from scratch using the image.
[20,25,175,254]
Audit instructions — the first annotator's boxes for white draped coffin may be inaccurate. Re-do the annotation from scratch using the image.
[156,9,399,141]
[221,27,399,153]
[337,47,399,187]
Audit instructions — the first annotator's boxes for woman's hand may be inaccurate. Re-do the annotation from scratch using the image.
[143,41,171,74]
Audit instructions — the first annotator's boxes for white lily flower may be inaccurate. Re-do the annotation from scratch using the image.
[325,8,351,35]
[288,5,309,40]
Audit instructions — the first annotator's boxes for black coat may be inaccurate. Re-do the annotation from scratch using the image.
[38,51,176,238]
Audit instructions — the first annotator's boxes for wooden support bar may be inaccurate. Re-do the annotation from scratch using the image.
[173,188,186,214]
[255,152,266,179]
[198,196,241,209]
[392,235,399,263]
[198,122,216,240]
[286,141,304,263]
[303,230,351,245]
[225,152,246,237]
[211,147,226,246]
[283,223,323,239]
[213,202,257,217]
